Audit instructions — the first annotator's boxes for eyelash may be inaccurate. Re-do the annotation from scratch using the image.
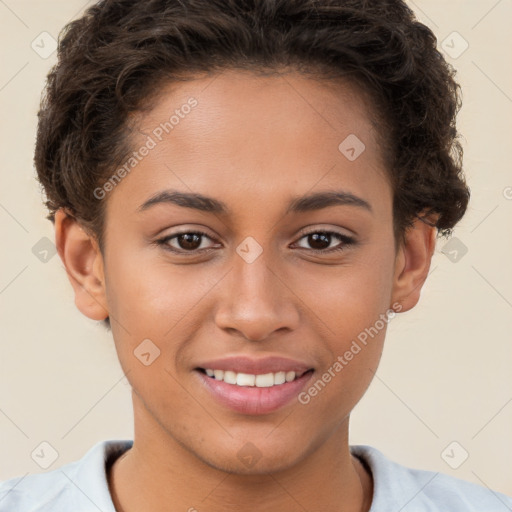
[155,229,356,255]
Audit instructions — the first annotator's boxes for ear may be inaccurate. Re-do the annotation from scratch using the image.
[390,213,438,313]
[54,208,109,321]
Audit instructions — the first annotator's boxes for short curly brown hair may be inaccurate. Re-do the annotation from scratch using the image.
[35,0,469,325]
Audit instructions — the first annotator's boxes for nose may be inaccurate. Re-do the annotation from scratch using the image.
[214,249,300,342]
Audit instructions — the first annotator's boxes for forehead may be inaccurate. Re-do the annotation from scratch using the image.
[106,69,391,220]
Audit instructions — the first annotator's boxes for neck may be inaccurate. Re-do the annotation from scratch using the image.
[108,395,373,512]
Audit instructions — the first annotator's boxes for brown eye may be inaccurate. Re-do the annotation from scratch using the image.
[306,233,331,250]
[295,231,355,253]
[157,230,216,253]
[174,233,203,251]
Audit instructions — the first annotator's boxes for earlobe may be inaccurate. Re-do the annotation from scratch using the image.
[54,208,109,321]
[391,214,438,313]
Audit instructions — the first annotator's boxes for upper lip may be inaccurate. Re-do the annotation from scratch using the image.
[195,356,314,376]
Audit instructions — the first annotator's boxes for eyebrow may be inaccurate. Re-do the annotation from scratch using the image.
[137,189,373,215]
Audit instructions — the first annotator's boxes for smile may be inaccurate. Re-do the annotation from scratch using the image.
[200,368,312,387]
[195,368,315,415]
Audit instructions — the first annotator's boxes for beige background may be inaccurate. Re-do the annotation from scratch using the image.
[0,0,511,497]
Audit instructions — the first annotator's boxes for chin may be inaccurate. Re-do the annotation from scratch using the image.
[193,436,308,476]
[207,452,299,476]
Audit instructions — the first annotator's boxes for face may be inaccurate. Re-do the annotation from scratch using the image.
[61,69,427,475]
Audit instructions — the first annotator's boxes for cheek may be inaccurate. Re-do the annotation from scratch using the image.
[104,244,213,333]
[310,253,395,333]
[104,251,219,387]
[300,251,394,397]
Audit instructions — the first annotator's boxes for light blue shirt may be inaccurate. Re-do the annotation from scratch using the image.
[0,439,511,511]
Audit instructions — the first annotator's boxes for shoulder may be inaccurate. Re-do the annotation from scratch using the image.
[350,444,512,512]
[0,439,133,512]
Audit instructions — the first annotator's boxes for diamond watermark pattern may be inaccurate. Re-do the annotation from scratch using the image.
[236,236,263,264]
[441,31,469,59]
[441,441,469,469]
[31,32,58,59]
[441,237,468,263]
[338,134,366,161]
[134,338,161,366]
[237,441,263,468]
[32,236,57,263]
[31,441,59,469]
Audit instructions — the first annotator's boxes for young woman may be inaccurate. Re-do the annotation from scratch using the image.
[1,1,510,510]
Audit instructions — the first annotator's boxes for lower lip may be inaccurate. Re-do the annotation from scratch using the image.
[195,370,315,415]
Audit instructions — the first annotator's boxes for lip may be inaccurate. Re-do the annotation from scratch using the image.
[195,368,315,415]
[193,355,315,415]
[194,355,313,376]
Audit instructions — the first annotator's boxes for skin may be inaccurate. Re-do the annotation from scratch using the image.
[54,69,436,512]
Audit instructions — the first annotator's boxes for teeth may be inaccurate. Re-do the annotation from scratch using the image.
[274,371,286,385]
[237,373,255,386]
[255,373,274,387]
[223,370,237,384]
[203,368,301,387]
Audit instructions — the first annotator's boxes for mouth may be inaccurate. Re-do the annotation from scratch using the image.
[194,367,315,415]
[196,367,314,388]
